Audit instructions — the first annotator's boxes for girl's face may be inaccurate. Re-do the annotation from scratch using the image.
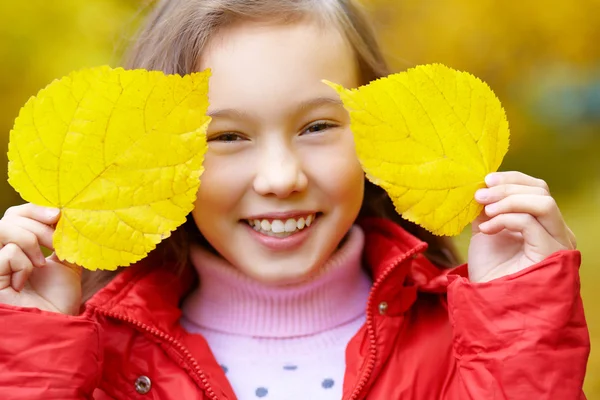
[192,20,364,285]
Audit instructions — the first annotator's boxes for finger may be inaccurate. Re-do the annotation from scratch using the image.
[0,221,47,267]
[485,171,550,193]
[482,194,572,248]
[3,204,60,225]
[1,215,55,250]
[47,253,83,277]
[479,213,568,257]
[0,243,35,292]
[475,184,550,205]
[567,227,577,249]
[470,210,491,236]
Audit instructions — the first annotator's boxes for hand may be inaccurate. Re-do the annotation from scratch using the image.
[0,203,82,315]
[468,171,577,283]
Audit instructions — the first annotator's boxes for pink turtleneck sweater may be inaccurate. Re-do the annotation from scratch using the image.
[180,226,371,400]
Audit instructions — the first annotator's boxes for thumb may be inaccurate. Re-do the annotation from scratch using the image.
[471,210,491,236]
[47,253,83,277]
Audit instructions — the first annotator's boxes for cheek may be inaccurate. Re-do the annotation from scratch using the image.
[333,159,365,210]
[193,152,248,221]
[304,134,365,208]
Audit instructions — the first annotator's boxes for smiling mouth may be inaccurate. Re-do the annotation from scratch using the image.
[244,213,317,238]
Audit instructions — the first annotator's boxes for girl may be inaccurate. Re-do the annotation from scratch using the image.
[0,0,589,399]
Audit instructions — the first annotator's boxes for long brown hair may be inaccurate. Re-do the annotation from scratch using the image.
[82,0,460,301]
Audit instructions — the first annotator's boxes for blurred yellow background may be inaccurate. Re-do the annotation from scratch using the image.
[1,0,599,396]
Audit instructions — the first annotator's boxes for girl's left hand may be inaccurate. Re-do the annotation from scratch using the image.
[468,171,577,283]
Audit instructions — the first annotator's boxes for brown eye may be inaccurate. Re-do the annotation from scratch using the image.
[210,133,245,142]
[303,121,337,135]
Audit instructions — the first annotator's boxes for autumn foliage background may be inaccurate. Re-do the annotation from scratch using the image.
[1,0,599,395]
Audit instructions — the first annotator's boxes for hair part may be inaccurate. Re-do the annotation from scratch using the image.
[82,0,459,302]
[124,0,388,80]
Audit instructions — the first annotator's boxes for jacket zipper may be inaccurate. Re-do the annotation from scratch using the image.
[348,246,424,400]
[93,308,220,400]
[92,244,424,400]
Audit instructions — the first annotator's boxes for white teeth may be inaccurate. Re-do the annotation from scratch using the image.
[260,220,271,231]
[247,214,316,235]
[284,219,297,232]
[305,214,313,227]
[271,220,285,233]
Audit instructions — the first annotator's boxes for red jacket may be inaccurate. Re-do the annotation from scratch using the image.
[0,218,589,399]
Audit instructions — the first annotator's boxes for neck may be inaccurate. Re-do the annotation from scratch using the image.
[181,226,371,338]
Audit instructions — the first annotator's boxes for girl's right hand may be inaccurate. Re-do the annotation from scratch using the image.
[0,203,82,315]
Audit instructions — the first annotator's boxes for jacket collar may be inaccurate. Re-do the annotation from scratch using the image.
[361,218,467,294]
[86,217,457,333]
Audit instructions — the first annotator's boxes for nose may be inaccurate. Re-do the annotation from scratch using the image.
[253,140,308,198]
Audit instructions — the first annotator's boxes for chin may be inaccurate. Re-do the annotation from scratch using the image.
[241,261,320,286]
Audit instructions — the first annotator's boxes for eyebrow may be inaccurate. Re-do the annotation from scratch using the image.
[297,97,344,113]
[207,96,344,119]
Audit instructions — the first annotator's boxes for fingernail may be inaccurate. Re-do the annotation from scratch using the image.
[45,208,61,219]
[12,274,24,292]
[485,203,497,214]
[475,189,488,201]
[485,173,498,186]
[38,255,47,266]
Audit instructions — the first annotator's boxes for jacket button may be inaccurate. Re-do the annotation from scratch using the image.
[135,375,152,394]
[378,301,388,315]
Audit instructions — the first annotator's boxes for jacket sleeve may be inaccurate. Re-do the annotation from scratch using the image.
[0,304,105,399]
[447,250,589,400]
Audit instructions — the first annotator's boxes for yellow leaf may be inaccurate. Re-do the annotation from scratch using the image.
[8,66,211,270]
[325,64,510,236]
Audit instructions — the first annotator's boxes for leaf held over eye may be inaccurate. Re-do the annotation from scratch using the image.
[8,66,211,270]
[325,63,510,236]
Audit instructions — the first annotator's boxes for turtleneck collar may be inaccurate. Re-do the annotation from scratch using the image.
[180,226,371,338]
